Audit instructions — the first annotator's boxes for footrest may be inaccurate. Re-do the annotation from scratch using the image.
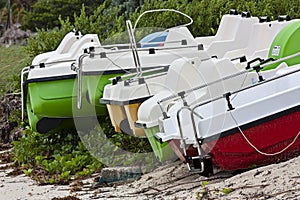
[185,155,204,172]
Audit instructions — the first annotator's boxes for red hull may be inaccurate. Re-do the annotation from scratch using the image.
[168,108,300,171]
[206,109,300,171]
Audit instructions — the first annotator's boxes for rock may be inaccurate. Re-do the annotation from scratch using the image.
[95,166,142,186]
[0,24,30,46]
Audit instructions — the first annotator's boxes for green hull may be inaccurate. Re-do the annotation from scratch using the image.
[26,96,75,133]
[85,74,122,106]
[264,21,300,70]
[144,126,177,162]
[26,74,117,133]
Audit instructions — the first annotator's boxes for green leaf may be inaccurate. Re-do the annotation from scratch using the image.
[23,168,33,176]
[222,188,232,194]
[202,181,209,187]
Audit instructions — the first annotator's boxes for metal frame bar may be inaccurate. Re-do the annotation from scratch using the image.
[176,106,204,172]
[158,51,300,113]
[21,67,30,121]
[76,53,89,109]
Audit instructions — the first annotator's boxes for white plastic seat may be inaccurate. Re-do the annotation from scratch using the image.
[205,16,259,58]
[46,34,100,64]
[224,19,300,60]
[195,14,243,48]
[32,31,82,65]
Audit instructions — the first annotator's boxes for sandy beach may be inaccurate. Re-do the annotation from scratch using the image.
[0,145,299,200]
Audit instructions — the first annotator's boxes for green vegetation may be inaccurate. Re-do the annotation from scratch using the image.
[12,118,153,183]
[0,45,31,95]
[22,0,105,31]
[13,127,103,183]
[221,187,232,194]
[195,181,232,199]
[24,0,300,57]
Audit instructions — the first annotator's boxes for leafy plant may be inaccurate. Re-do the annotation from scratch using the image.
[202,181,209,187]
[23,168,33,176]
[221,187,232,194]
[12,127,103,183]
[0,46,31,95]
[25,16,74,56]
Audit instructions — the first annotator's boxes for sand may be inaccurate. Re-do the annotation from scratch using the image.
[0,152,299,200]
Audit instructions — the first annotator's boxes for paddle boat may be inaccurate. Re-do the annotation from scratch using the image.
[101,10,259,136]
[21,31,103,133]
[103,12,295,161]
[21,9,205,133]
[147,20,300,173]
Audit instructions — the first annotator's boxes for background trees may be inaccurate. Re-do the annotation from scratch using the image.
[24,0,299,56]
[22,0,105,30]
[1,0,299,37]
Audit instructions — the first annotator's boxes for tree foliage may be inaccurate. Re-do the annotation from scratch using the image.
[22,0,105,30]
[24,0,300,56]
[25,16,73,56]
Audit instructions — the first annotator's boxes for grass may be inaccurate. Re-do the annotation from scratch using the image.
[0,45,31,95]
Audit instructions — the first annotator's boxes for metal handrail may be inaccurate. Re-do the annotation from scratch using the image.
[88,43,201,60]
[157,51,300,113]
[21,67,30,121]
[30,59,76,68]
[189,61,300,139]
[94,39,194,50]
[176,106,204,172]
[119,65,168,80]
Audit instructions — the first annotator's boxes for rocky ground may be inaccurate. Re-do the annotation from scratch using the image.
[0,93,23,143]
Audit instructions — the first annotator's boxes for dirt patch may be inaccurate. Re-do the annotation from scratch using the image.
[0,93,23,144]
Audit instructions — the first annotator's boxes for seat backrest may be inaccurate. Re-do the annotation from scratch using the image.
[245,19,298,57]
[67,34,100,57]
[207,16,259,58]
[46,34,101,63]
[31,32,82,65]
[194,14,243,48]
[56,31,82,54]
[164,26,197,47]
[214,14,243,41]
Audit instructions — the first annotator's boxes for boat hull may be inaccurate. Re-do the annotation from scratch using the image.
[167,106,300,171]
[26,74,119,133]
[106,103,146,136]
[144,126,177,162]
[205,106,300,171]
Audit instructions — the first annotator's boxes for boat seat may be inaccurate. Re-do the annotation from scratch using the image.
[164,27,198,47]
[32,31,82,65]
[206,16,259,58]
[56,31,83,54]
[45,34,101,64]
[195,14,243,48]
[225,19,299,60]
